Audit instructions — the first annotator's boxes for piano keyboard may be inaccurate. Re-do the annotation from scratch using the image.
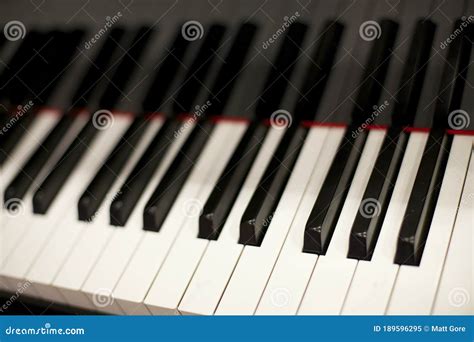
[0,0,472,316]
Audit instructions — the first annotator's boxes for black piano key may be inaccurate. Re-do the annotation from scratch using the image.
[71,27,126,108]
[255,22,308,118]
[4,114,76,203]
[142,120,213,231]
[99,26,153,109]
[173,24,226,114]
[347,20,436,260]
[391,20,436,127]
[303,127,368,254]
[78,116,147,221]
[348,128,407,260]
[32,120,98,214]
[110,119,181,227]
[142,28,191,113]
[239,125,307,246]
[294,21,344,121]
[394,130,452,265]
[33,28,150,214]
[199,122,268,239]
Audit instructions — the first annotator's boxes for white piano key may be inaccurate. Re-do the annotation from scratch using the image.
[215,126,335,315]
[298,129,386,315]
[54,118,176,312]
[82,121,234,315]
[0,115,124,296]
[432,150,473,315]
[387,135,473,315]
[341,132,430,315]
[131,122,246,315]
[177,127,285,316]
[256,127,341,315]
[25,115,146,304]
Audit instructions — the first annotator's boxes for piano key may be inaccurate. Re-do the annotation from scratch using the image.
[388,135,473,314]
[239,126,308,246]
[254,127,339,315]
[214,125,331,315]
[82,122,232,314]
[341,131,430,314]
[198,121,268,240]
[53,118,183,311]
[297,129,385,315]
[118,122,246,315]
[178,128,286,315]
[0,114,121,294]
[79,115,148,221]
[432,150,473,314]
[173,24,226,113]
[25,116,132,303]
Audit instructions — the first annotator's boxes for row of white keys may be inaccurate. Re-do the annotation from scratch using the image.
[178,127,286,316]
[432,149,473,314]
[135,121,247,315]
[83,121,240,314]
[342,131,429,314]
[298,129,386,315]
[387,135,473,314]
[0,115,129,296]
[215,126,331,315]
[26,115,159,305]
[55,118,184,312]
[256,127,342,315]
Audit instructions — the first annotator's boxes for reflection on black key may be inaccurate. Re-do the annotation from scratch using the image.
[348,20,436,260]
[78,116,146,221]
[348,128,407,260]
[303,128,368,254]
[199,122,267,239]
[142,120,213,231]
[239,126,307,246]
[394,130,451,265]
[109,119,181,226]
[173,24,226,114]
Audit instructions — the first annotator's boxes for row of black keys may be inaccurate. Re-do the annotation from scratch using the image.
[1,19,472,267]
